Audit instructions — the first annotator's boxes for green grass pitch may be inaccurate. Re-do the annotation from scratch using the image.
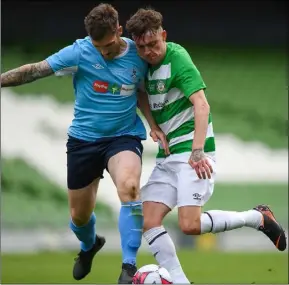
[1,251,288,284]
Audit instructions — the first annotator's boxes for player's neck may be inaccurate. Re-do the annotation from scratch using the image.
[117,38,127,56]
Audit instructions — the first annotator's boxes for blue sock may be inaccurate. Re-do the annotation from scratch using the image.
[119,201,143,266]
[69,212,96,251]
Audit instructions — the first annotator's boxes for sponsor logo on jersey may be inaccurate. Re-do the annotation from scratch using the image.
[150,99,169,109]
[93,81,135,95]
[92,63,105,69]
[120,84,135,96]
[109,83,121,94]
[93,80,109,93]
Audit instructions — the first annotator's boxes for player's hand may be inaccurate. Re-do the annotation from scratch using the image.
[150,127,170,156]
[188,149,213,179]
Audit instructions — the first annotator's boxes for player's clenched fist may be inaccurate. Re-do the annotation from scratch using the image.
[188,149,213,179]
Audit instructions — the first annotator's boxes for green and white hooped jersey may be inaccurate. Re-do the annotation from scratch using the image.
[145,42,216,159]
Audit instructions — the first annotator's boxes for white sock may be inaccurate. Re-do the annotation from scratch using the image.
[143,226,190,284]
[201,209,263,233]
[240,209,263,229]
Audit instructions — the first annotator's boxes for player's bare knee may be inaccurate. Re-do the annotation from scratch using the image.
[70,208,92,227]
[179,218,201,235]
[118,177,139,202]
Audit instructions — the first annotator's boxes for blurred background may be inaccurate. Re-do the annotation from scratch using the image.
[1,0,288,283]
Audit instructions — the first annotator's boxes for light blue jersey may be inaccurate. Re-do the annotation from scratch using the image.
[46,37,147,141]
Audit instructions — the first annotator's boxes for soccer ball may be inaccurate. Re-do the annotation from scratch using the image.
[132,264,173,284]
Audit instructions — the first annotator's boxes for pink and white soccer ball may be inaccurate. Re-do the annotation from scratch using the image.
[132,264,173,284]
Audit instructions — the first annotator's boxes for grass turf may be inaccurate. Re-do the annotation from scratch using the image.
[1,251,288,284]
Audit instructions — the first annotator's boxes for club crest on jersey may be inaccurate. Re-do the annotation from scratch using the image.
[156,80,166,93]
[131,67,138,82]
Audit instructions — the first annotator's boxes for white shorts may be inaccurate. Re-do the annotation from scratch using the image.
[141,152,216,209]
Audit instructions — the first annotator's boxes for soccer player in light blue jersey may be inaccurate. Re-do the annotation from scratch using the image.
[1,3,169,283]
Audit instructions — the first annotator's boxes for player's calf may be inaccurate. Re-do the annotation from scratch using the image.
[142,202,190,284]
[179,215,202,235]
[143,201,169,232]
[117,198,143,283]
[118,200,143,261]
[117,175,143,265]
[178,206,250,235]
[108,148,144,282]
[68,179,106,280]
[116,174,143,283]
[178,205,202,235]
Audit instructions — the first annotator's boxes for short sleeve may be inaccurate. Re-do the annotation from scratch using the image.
[173,49,206,98]
[46,42,81,76]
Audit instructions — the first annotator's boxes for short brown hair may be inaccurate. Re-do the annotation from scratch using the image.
[126,8,163,38]
[84,3,119,41]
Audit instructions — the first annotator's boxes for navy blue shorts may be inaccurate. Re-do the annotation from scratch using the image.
[66,135,143,190]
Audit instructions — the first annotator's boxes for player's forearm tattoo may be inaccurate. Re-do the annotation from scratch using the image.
[1,60,53,87]
[191,148,205,162]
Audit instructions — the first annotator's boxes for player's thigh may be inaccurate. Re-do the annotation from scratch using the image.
[68,178,100,226]
[176,157,216,234]
[177,180,215,234]
[176,157,216,208]
[178,205,203,234]
[66,136,104,223]
[67,136,105,190]
[106,136,143,202]
[141,164,177,211]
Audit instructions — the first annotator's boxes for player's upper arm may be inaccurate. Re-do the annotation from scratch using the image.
[45,42,81,76]
[173,49,206,100]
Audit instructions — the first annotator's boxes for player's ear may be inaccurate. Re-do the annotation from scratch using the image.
[118,25,123,36]
[162,30,167,41]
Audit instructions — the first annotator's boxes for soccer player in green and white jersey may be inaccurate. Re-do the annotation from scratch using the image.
[126,8,287,284]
